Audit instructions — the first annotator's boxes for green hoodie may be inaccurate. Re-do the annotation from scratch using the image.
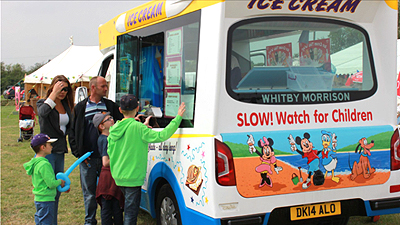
[108,115,182,187]
[23,157,61,202]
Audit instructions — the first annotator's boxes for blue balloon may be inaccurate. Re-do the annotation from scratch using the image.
[56,152,92,192]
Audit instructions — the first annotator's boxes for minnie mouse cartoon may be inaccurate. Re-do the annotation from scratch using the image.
[247,135,283,188]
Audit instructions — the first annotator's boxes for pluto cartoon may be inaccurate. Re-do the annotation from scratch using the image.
[350,138,376,180]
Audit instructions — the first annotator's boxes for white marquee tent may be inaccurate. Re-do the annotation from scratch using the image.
[331,42,362,75]
[397,39,400,76]
[24,45,103,85]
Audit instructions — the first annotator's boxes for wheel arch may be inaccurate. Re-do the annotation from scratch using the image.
[147,161,186,218]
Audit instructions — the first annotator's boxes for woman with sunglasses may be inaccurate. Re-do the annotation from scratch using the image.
[36,75,74,225]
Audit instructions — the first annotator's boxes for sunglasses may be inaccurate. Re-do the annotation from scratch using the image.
[101,116,114,124]
[61,87,69,92]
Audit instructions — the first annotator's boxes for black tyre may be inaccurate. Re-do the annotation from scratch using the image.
[156,184,182,225]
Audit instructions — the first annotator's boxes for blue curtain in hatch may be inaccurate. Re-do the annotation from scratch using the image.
[140,46,164,109]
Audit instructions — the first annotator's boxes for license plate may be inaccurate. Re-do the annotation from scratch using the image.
[290,201,341,221]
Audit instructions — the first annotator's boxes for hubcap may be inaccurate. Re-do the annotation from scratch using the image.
[160,196,178,225]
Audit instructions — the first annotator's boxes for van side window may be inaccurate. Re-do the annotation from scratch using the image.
[227,18,376,105]
[116,11,200,127]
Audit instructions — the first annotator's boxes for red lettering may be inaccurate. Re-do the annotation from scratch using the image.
[237,113,244,127]
[250,113,258,126]
[237,112,274,127]
[276,112,287,125]
[244,113,251,126]
[258,113,269,126]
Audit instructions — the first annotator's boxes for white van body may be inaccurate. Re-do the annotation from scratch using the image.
[98,0,400,224]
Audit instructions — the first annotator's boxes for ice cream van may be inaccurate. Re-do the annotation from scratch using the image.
[97,0,400,224]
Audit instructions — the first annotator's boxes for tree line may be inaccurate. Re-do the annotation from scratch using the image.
[1,62,44,92]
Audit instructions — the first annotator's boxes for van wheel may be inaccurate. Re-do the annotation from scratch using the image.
[156,184,182,225]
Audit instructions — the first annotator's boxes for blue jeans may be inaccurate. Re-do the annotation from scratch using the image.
[100,197,124,225]
[34,201,55,225]
[79,157,102,225]
[119,186,141,225]
[45,153,65,225]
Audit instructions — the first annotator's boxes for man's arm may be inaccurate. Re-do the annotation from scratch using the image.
[69,104,80,158]
[112,101,124,121]
[105,99,123,121]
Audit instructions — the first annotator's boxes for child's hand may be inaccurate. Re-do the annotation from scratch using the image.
[60,179,66,188]
[177,102,186,117]
[135,114,144,122]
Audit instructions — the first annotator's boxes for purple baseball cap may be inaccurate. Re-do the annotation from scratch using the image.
[31,133,57,148]
[120,94,139,111]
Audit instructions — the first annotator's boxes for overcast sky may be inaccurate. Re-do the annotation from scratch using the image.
[1,1,146,69]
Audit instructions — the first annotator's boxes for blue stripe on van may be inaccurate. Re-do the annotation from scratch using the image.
[364,201,400,216]
[142,161,220,224]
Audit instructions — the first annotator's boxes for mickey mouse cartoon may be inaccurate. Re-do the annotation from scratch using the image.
[289,132,323,189]
[247,135,282,188]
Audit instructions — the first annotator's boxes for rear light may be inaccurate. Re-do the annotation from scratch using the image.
[390,185,400,193]
[215,139,236,186]
[390,128,400,171]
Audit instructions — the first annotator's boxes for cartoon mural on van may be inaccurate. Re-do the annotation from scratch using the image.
[246,135,283,188]
[290,132,325,189]
[222,126,392,198]
[186,164,203,195]
[349,137,376,181]
[319,131,340,183]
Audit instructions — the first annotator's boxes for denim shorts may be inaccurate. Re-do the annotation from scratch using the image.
[34,201,55,225]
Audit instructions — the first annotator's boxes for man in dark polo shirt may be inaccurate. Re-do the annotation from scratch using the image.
[69,76,123,225]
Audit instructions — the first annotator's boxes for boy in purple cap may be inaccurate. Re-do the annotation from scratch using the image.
[108,94,185,225]
[23,133,65,225]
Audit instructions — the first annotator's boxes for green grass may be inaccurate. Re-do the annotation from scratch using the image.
[336,131,392,152]
[1,104,156,224]
[1,104,399,224]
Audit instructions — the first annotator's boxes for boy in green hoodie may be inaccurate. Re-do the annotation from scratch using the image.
[24,133,65,225]
[108,94,185,225]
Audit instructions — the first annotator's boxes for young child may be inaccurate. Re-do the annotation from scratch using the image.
[93,111,124,225]
[23,133,65,225]
[108,94,185,225]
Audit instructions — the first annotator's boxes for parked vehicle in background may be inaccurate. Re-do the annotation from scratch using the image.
[3,86,15,99]
[3,86,24,99]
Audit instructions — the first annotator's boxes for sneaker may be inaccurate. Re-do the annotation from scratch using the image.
[302,178,311,189]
